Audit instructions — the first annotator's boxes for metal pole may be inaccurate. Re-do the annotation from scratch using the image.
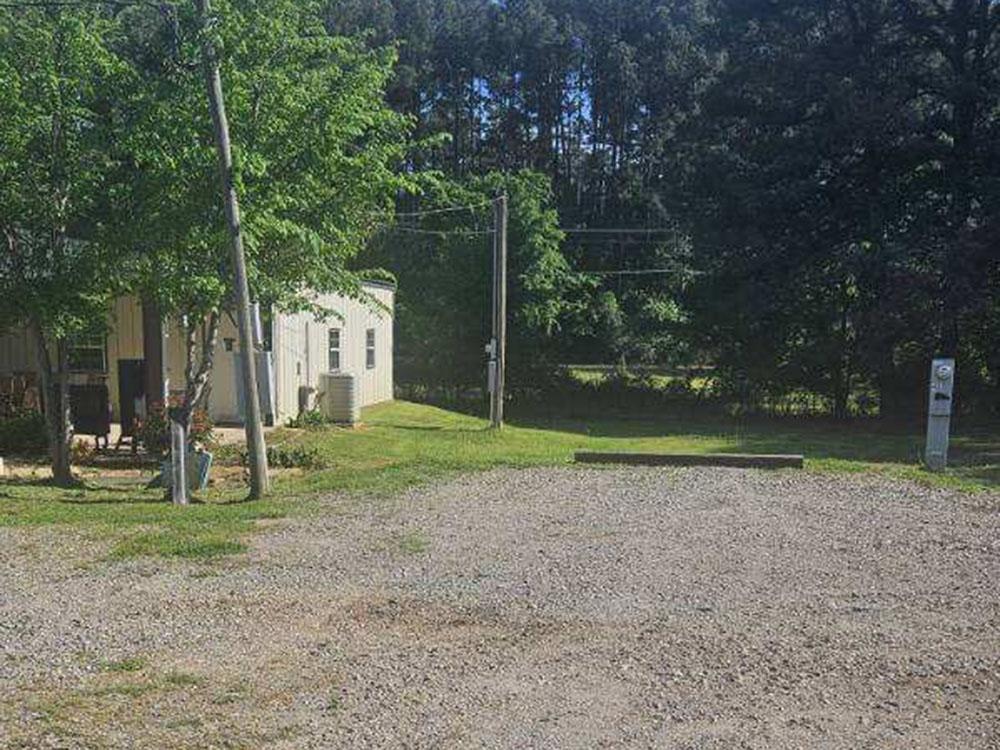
[490,194,508,429]
[169,408,188,506]
[196,0,269,498]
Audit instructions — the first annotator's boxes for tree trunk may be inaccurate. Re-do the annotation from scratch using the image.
[180,309,221,433]
[29,322,74,486]
[832,375,851,421]
[833,285,854,420]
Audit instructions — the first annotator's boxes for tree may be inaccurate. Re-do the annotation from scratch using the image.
[329,0,1000,418]
[679,0,999,417]
[364,170,587,399]
[0,7,132,483]
[113,0,412,434]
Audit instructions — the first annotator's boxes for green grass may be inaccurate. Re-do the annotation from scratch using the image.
[265,401,998,494]
[397,530,430,554]
[1,401,996,562]
[162,670,204,687]
[101,656,147,673]
[0,478,292,560]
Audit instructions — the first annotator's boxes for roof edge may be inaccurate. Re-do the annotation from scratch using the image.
[361,278,397,292]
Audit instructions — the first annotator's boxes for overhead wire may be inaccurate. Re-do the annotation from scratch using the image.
[580,268,700,277]
[379,226,494,238]
[559,227,676,235]
[390,200,492,218]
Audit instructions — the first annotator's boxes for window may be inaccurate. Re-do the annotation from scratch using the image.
[68,335,107,373]
[365,328,376,369]
[328,328,341,371]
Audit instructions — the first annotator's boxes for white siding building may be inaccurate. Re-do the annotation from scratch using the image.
[0,280,395,429]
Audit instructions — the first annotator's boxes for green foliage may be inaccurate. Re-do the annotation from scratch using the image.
[0,412,48,456]
[337,0,999,419]
[0,8,134,340]
[366,169,589,393]
[680,0,1000,418]
[135,401,214,459]
[285,409,327,429]
[115,0,413,324]
[3,0,998,428]
[0,7,137,482]
[264,444,326,470]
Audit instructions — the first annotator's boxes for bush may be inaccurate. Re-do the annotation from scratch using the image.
[286,409,327,429]
[0,411,48,456]
[135,400,214,458]
[241,443,325,469]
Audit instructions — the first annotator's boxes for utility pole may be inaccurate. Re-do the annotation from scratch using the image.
[489,193,508,429]
[196,0,269,498]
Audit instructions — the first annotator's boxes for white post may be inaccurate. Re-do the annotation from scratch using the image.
[925,358,956,472]
[169,407,188,505]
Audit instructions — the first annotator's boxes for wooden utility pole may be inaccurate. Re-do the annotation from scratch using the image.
[196,0,269,498]
[490,194,508,428]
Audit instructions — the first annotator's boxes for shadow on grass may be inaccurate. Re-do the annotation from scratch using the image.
[0,476,72,489]
[510,412,999,469]
[515,416,919,462]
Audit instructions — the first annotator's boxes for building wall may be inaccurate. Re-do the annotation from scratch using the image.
[0,282,395,426]
[165,311,243,424]
[0,296,144,422]
[106,297,145,421]
[272,282,395,424]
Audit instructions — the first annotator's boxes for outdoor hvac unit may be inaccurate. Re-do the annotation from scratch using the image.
[319,372,360,424]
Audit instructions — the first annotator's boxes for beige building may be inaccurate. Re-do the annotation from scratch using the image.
[0,280,394,431]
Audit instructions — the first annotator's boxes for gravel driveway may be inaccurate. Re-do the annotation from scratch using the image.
[2,467,998,749]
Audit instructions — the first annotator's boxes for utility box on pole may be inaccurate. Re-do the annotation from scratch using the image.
[925,358,956,472]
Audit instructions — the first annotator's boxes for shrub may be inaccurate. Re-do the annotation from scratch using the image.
[241,443,325,469]
[0,411,48,456]
[135,399,214,458]
[286,409,327,429]
[70,440,96,465]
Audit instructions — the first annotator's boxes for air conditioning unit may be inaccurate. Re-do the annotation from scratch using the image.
[319,372,359,424]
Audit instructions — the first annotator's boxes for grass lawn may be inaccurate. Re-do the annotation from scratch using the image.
[1,400,996,560]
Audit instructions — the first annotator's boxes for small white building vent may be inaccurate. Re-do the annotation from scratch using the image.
[319,372,360,424]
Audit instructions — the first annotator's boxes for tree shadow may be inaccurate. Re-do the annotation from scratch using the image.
[0,476,87,490]
[512,413,934,466]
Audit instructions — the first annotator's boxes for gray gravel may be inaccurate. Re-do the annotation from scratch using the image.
[1,467,999,749]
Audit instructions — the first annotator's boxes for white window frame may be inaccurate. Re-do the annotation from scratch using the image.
[328,328,341,372]
[365,328,376,369]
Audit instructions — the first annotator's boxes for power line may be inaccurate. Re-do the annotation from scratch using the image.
[567,239,681,247]
[580,268,694,277]
[559,227,676,235]
[391,200,492,218]
[377,226,494,238]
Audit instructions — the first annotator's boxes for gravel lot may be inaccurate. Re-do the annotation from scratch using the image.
[2,467,999,749]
